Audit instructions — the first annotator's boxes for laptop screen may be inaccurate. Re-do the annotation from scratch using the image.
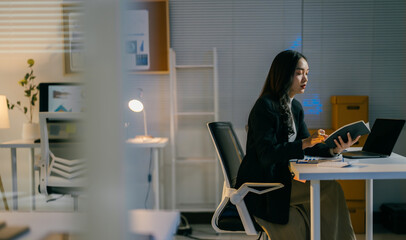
[363,119,405,156]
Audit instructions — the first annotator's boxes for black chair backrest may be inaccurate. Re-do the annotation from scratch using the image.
[208,122,244,188]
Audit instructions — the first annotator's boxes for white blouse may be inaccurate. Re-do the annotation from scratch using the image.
[288,98,297,142]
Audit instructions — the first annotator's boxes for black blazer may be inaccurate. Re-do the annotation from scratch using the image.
[235,94,332,224]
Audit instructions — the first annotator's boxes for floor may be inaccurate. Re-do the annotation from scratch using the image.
[1,191,405,240]
[174,223,406,240]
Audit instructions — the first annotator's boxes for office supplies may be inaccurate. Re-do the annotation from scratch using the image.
[324,120,370,148]
[317,160,358,168]
[296,155,343,164]
[342,119,405,159]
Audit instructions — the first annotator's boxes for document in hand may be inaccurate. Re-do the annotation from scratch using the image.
[324,120,370,148]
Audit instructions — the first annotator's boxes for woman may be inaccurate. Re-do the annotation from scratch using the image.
[236,50,360,240]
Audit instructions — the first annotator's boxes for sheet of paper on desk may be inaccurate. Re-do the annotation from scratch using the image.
[317,160,359,168]
[296,155,343,164]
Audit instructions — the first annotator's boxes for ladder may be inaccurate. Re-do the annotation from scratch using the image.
[169,47,220,211]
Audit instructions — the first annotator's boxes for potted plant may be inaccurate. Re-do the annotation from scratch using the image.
[7,59,40,139]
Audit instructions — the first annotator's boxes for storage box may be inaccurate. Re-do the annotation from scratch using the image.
[337,180,365,201]
[380,203,406,234]
[347,200,366,234]
[331,96,369,147]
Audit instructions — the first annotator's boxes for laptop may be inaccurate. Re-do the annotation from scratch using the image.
[342,118,405,159]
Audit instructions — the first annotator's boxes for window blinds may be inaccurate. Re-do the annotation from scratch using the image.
[0,0,82,53]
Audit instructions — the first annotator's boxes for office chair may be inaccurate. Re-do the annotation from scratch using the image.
[38,112,85,211]
[207,122,284,240]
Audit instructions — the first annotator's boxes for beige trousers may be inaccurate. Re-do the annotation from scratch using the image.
[255,180,356,240]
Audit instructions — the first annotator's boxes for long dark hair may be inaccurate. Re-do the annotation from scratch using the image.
[260,50,307,137]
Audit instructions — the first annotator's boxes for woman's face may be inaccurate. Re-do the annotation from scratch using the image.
[289,57,309,98]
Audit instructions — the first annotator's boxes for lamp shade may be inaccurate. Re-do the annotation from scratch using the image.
[0,95,10,129]
[128,99,144,113]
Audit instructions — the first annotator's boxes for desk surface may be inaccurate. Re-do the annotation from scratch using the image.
[291,152,406,180]
[0,139,40,148]
[126,137,168,148]
[0,212,85,240]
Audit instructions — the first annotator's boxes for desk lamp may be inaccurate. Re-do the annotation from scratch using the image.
[128,89,152,140]
[0,95,10,129]
[0,95,10,210]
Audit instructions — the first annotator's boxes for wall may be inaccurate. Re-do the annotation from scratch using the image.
[1,0,405,216]
[133,0,406,211]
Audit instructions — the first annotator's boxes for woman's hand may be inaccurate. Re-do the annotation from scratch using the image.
[302,129,328,149]
[331,132,361,154]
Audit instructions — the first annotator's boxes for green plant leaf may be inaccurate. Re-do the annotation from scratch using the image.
[24,73,29,80]
[27,59,34,67]
[17,101,20,105]
[10,105,14,110]
[25,89,31,97]
[18,79,26,86]
[31,93,38,106]
[24,107,27,114]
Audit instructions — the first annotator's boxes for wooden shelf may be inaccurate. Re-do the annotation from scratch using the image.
[175,65,214,69]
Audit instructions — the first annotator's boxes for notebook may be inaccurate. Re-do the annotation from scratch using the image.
[342,119,405,159]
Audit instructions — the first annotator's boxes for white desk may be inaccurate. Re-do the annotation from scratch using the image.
[290,151,406,240]
[0,212,85,239]
[126,137,168,210]
[0,139,40,210]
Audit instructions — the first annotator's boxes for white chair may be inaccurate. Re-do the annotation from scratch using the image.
[207,122,284,239]
[38,112,85,211]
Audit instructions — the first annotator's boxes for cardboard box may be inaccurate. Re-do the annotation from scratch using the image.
[331,95,369,147]
[337,180,365,201]
[347,200,366,234]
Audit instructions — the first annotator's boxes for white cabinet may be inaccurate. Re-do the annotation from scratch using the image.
[169,48,220,211]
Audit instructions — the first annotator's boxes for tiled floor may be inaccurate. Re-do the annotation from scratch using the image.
[174,223,406,240]
[2,195,405,240]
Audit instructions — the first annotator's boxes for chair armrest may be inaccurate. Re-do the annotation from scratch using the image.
[217,182,283,235]
[229,182,284,205]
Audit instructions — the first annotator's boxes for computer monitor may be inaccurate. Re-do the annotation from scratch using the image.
[39,82,84,112]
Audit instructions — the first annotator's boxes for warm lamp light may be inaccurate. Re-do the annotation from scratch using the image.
[128,99,144,112]
[129,95,152,140]
[0,95,10,129]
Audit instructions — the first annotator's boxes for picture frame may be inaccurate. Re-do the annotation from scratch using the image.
[62,4,83,74]
[127,0,170,74]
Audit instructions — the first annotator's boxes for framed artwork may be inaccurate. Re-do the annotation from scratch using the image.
[63,4,83,74]
[125,10,150,71]
[127,0,169,74]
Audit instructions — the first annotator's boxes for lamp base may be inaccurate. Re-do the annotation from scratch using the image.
[135,135,153,141]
